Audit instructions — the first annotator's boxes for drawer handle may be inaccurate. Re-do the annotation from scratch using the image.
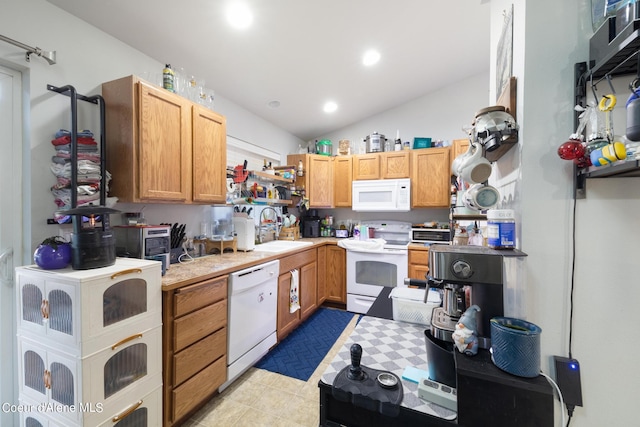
[111,268,142,280]
[112,399,143,422]
[43,369,51,389]
[111,333,143,350]
[40,300,49,320]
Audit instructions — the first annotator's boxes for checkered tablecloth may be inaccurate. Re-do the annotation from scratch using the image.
[321,316,457,420]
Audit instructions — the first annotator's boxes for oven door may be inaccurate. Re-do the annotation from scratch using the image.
[346,249,408,313]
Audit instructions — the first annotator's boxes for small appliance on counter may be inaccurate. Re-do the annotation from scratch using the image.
[411,223,451,244]
[114,225,171,273]
[233,214,256,251]
[301,209,320,238]
[427,245,528,349]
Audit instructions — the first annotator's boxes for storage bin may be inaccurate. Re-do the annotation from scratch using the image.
[413,137,432,149]
[389,287,441,326]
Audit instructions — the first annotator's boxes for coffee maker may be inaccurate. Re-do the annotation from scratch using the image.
[427,245,527,349]
[301,209,320,238]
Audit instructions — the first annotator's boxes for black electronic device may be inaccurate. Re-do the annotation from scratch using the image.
[554,356,583,409]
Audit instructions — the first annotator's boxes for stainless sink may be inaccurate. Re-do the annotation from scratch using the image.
[253,240,313,253]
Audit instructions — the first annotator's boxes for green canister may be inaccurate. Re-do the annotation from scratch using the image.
[316,139,332,156]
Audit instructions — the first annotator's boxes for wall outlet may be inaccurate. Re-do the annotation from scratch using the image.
[554,356,583,408]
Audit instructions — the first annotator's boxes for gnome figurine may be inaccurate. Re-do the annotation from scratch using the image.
[452,305,481,356]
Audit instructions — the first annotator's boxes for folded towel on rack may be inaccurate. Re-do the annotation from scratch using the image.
[51,135,97,146]
[55,129,94,139]
[290,269,300,314]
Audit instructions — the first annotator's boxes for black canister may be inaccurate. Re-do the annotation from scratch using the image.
[626,93,640,141]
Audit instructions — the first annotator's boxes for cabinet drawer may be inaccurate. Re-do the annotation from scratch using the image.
[279,249,315,273]
[174,276,227,317]
[173,299,227,352]
[172,356,226,422]
[174,327,227,386]
[409,250,429,265]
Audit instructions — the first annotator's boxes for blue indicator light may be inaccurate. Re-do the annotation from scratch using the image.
[570,362,578,370]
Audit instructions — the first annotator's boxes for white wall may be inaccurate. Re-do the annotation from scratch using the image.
[313,71,489,226]
[490,0,640,426]
[0,0,304,253]
[317,71,490,151]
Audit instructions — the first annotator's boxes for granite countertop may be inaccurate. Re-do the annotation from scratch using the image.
[161,237,339,291]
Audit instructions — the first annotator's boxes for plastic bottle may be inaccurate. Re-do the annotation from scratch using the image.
[487,209,516,249]
[163,64,175,93]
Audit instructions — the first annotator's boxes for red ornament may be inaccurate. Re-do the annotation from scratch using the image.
[558,139,586,160]
[573,155,591,168]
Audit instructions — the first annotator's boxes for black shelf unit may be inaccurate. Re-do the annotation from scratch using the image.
[574,29,640,198]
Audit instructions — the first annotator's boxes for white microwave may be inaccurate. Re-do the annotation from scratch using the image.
[352,178,411,212]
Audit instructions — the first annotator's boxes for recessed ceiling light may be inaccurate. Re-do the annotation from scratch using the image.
[362,49,381,66]
[323,101,338,113]
[267,100,280,108]
[226,3,253,29]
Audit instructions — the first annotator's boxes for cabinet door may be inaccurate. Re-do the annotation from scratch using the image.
[411,148,451,208]
[138,82,191,201]
[308,155,334,208]
[353,154,380,180]
[192,105,227,203]
[18,275,77,348]
[325,246,346,304]
[333,156,352,207]
[381,151,410,178]
[277,273,300,341]
[299,261,318,321]
[19,340,78,412]
[316,246,327,305]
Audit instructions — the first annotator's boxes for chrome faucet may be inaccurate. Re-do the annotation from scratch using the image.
[258,206,281,243]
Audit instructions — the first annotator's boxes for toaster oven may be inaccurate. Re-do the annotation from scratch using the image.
[411,227,451,244]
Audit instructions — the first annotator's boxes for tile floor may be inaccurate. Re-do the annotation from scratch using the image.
[181,314,360,427]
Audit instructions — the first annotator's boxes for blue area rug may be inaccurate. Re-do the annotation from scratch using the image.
[255,307,355,381]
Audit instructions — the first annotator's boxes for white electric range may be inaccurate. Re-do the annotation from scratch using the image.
[345,221,411,314]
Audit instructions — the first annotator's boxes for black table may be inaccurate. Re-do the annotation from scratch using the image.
[318,287,554,427]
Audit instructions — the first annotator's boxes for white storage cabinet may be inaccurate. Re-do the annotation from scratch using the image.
[15,258,162,427]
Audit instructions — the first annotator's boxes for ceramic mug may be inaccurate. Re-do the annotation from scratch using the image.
[459,142,493,184]
[463,183,500,211]
[451,141,473,177]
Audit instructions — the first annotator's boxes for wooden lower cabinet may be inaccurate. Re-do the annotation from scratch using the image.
[163,275,228,426]
[408,246,430,280]
[277,249,318,341]
[321,245,346,304]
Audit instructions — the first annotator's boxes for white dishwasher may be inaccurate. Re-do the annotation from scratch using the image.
[221,259,279,391]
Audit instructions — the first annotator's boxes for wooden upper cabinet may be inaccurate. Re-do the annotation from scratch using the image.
[410,148,451,208]
[192,105,227,203]
[353,151,409,180]
[308,155,334,208]
[333,156,352,207]
[287,154,333,208]
[353,154,380,180]
[138,82,191,201]
[380,151,410,178]
[102,75,227,204]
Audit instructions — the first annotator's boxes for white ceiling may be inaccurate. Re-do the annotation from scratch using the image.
[47,0,490,141]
